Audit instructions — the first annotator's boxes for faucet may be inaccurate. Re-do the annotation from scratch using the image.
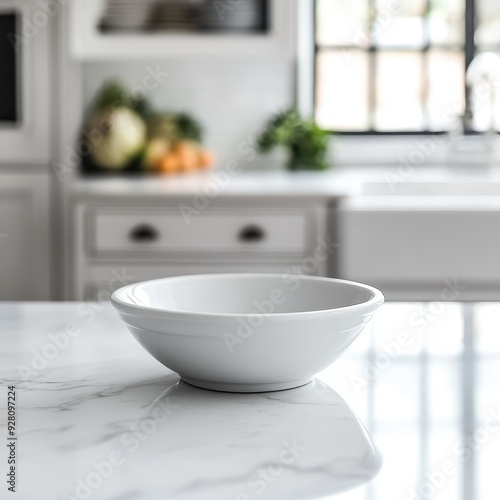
[448,52,500,167]
[465,52,500,134]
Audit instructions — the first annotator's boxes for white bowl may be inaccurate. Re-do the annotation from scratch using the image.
[110,274,384,393]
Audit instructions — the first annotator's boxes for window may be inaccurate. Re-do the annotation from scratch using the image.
[314,0,500,133]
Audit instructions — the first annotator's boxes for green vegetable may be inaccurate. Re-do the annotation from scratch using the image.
[88,107,147,170]
[83,79,205,173]
[257,109,331,171]
[175,113,203,143]
[92,80,152,117]
[147,112,204,144]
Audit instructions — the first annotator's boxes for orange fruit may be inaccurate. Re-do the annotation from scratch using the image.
[175,140,199,172]
[159,153,180,174]
[198,149,215,169]
[144,138,170,171]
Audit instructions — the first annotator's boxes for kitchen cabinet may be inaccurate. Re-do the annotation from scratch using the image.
[70,176,332,300]
[69,0,296,60]
[68,170,500,302]
[339,203,500,301]
[0,172,51,300]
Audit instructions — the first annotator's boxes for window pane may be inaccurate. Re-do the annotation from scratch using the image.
[316,0,369,46]
[476,0,500,46]
[427,50,465,130]
[429,0,465,45]
[373,0,427,48]
[315,0,469,133]
[315,50,369,131]
[375,51,425,130]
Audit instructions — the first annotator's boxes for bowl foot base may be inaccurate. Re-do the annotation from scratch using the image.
[181,377,314,393]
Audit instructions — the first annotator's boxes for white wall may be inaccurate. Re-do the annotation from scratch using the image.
[82,58,294,169]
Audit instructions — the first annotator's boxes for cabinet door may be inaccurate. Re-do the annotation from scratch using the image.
[0,173,51,300]
[339,208,500,300]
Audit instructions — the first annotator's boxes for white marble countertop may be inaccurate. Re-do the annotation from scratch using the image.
[71,170,358,201]
[1,303,380,500]
[2,301,500,500]
[70,167,500,213]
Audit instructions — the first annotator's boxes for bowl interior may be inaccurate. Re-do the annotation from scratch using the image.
[113,274,379,315]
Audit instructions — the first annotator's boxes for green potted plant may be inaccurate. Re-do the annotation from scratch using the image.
[257,109,331,171]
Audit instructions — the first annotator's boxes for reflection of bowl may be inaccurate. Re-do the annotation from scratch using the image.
[110,274,384,393]
[136,377,382,498]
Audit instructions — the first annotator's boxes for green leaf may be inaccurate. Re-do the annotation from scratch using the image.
[175,113,203,142]
[256,108,332,170]
[91,79,151,119]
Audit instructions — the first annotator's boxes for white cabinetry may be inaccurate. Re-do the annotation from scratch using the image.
[0,172,51,300]
[339,204,500,301]
[70,184,330,300]
[69,0,296,59]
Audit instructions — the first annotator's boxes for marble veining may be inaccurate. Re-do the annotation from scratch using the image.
[0,303,380,500]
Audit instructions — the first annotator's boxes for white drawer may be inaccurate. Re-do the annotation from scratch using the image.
[87,207,311,257]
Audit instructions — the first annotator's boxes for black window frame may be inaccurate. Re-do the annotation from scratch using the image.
[313,0,487,135]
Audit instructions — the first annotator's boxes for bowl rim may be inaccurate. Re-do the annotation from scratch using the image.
[109,273,384,319]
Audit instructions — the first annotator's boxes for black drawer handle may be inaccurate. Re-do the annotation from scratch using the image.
[129,224,159,243]
[238,224,266,243]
